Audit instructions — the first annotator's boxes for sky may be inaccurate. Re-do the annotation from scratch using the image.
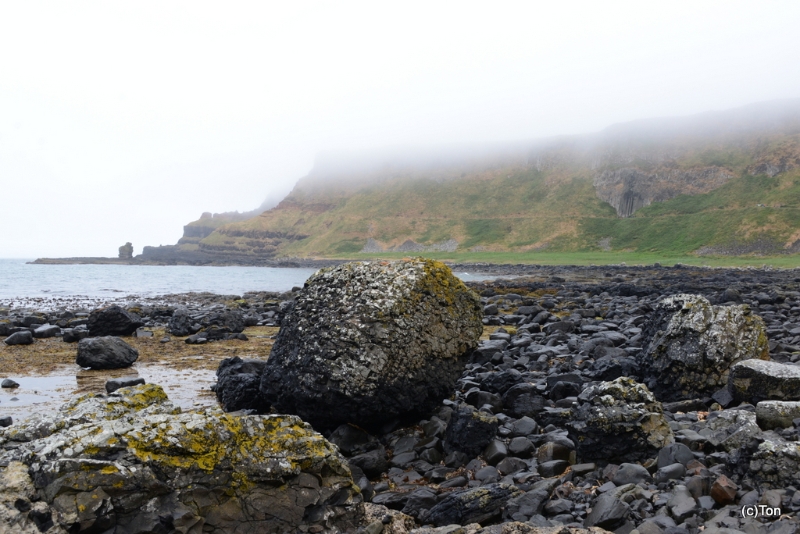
[1,1,799,258]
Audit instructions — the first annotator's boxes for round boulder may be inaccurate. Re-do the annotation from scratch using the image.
[258,258,483,430]
[77,336,139,369]
[638,294,769,402]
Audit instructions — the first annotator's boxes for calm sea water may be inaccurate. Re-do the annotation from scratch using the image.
[0,259,498,301]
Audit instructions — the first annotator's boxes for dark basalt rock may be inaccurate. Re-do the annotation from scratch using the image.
[258,259,483,430]
[87,305,143,337]
[3,330,33,346]
[443,405,499,457]
[422,483,523,526]
[639,294,769,402]
[564,377,673,463]
[213,356,269,412]
[76,336,139,369]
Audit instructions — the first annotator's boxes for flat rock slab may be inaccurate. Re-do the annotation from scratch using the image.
[729,359,800,404]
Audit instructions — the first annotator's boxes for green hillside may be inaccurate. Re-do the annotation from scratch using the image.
[158,100,800,262]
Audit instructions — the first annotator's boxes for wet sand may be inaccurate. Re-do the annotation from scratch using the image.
[0,325,279,420]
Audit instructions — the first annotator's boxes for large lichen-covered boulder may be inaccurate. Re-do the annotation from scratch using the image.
[258,258,483,430]
[0,384,361,534]
[638,294,769,402]
[562,377,673,463]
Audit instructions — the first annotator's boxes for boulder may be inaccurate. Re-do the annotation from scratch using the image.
[638,294,769,402]
[703,409,762,451]
[0,384,361,533]
[87,305,143,336]
[746,436,800,488]
[3,330,33,346]
[213,356,270,412]
[259,259,483,429]
[563,377,673,463]
[728,359,800,404]
[32,324,60,338]
[76,336,139,369]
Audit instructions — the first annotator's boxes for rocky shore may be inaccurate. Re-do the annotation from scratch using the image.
[2,261,800,533]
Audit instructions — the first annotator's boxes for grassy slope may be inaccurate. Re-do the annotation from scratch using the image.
[190,130,800,265]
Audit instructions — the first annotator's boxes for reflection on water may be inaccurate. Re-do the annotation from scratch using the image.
[0,364,218,422]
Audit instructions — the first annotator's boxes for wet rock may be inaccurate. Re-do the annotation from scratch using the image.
[167,307,195,336]
[0,416,11,427]
[62,327,89,343]
[32,324,60,338]
[728,359,800,404]
[75,336,139,369]
[1,379,19,389]
[259,259,483,430]
[104,376,145,393]
[564,377,673,463]
[444,405,499,457]
[0,384,361,533]
[639,294,769,402]
[3,331,33,346]
[87,305,143,336]
[423,483,523,526]
[213,356,269,412]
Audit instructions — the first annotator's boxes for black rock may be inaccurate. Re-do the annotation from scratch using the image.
[213,357,269,412]
[105,376,146,393]
[423,483,523,526]
[87,305,143,336]
[76,337,139,369]
[4,330,33,345]
[0,416,11,427]
[349,447,389,479]
[33,324,60,338]
[443,405,499,457]
[62,328,90,343]
[167,308,195,336]
[1,378,20,388]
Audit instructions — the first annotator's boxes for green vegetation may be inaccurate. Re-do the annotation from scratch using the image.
[164,117,800,265]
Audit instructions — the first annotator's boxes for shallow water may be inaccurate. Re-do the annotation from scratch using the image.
[0,364,218,422]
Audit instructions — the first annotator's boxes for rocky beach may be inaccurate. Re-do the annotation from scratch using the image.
[2,260,800,533]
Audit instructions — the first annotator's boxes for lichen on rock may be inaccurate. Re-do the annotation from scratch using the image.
[258,258,483,430]
[0,384,361,533]
[638,294,769,402]
[563,377,673,463]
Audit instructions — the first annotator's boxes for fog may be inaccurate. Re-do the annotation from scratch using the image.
[1,1,799,258]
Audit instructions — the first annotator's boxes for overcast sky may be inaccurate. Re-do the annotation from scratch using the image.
[2,1,799,258]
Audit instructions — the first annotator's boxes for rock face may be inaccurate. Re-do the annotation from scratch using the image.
[593,166,733,218]
[118,242,133,259]
[258,259,483,429]
[0,384,361,533]
[728,359,800,404]
[638,294,769,402]
[76,336,139,369]
[87,305,143,336]
[563,377,673,463]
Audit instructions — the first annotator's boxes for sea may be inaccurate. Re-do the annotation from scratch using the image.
[0,258,499,306]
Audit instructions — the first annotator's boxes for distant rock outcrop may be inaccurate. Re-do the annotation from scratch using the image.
[593,166,733,217]
[117,242,133,259]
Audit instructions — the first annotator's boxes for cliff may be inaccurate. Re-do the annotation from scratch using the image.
[140,99,800,261]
